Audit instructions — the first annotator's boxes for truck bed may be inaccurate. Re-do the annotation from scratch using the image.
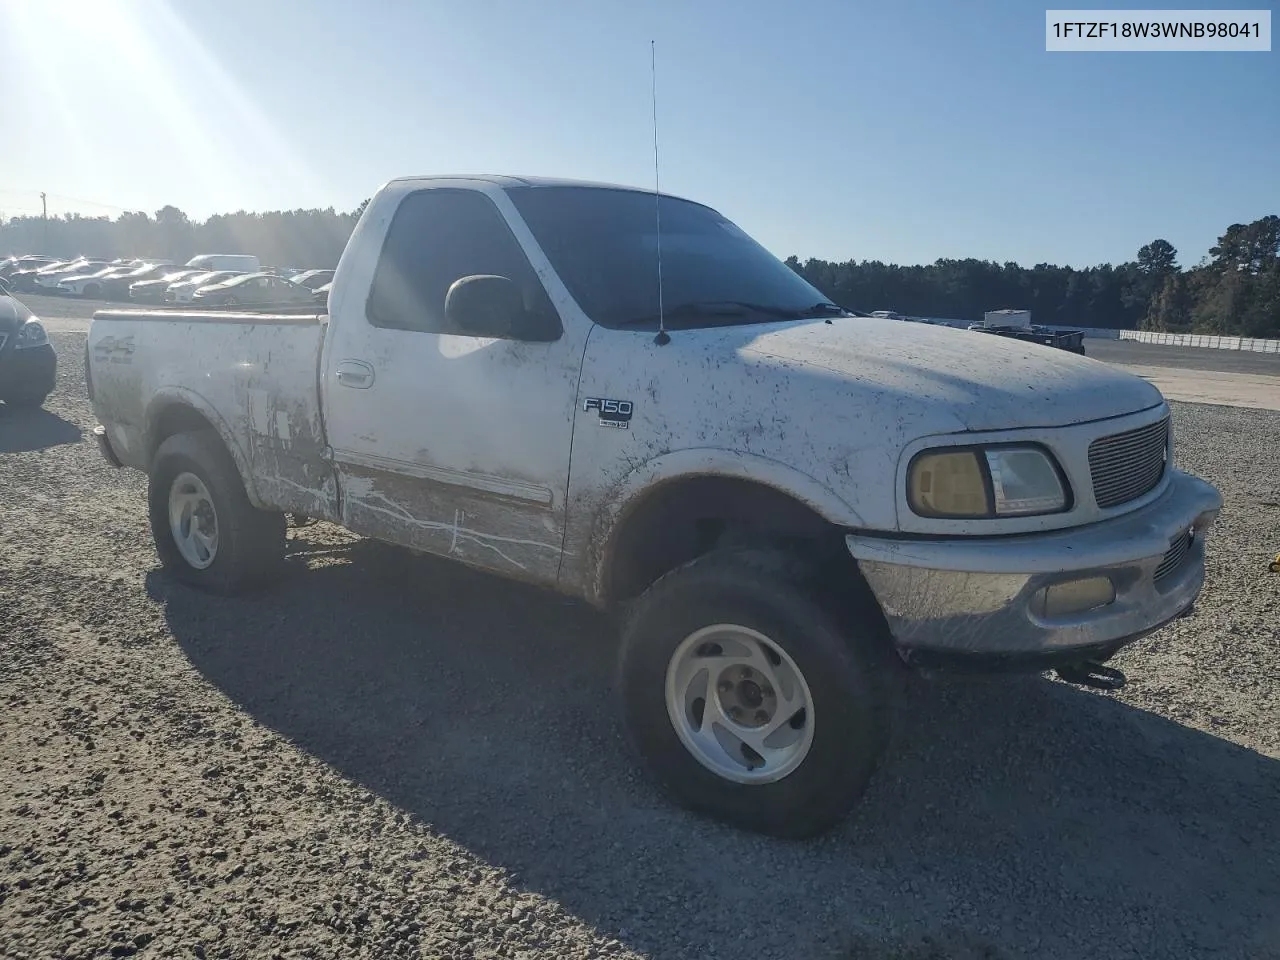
[969,324,1087,354]
[87,308,339,519]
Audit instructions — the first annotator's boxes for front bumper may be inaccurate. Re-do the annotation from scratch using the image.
[0,342,57,402]
[845,470,1221,662]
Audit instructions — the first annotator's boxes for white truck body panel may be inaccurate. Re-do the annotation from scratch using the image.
[557,314,1172,597]
[89,313,337,521]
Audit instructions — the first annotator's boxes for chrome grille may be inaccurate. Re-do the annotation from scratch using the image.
[1089,416,1170,508]
[1154,529,1194,588]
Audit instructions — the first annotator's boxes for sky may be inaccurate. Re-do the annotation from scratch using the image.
[1,0,1277,268]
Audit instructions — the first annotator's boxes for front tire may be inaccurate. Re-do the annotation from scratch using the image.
[147,429,285,593]
[617,548,891,839]
[82,283,101,298]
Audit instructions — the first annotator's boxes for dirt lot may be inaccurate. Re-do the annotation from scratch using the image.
[2,321,1279,959]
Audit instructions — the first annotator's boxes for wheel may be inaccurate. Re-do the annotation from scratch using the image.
[147,429,286,593]
[617,547,891,839]
[82,283,100,298]
[225,296,239,306]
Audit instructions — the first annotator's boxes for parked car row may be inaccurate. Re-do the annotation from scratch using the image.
[0,254,335,307]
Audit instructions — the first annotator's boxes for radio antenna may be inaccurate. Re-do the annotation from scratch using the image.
[651,40,669,346]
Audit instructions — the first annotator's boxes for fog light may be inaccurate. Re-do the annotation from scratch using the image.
[1042,577,1115,618]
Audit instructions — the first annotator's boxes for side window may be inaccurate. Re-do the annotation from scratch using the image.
[366,189,561,340]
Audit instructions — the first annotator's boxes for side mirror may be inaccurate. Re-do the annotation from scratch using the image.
[444,274,525,338]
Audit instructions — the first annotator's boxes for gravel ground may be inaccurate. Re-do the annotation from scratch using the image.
[1,329,1278,960]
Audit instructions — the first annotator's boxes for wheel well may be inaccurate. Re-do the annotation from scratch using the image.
[147,404,218,464]
[604,476,856,604]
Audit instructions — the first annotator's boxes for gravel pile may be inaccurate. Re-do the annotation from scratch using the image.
[1,330,1277,959]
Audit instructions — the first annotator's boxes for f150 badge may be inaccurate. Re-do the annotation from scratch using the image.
[583,397,633,429]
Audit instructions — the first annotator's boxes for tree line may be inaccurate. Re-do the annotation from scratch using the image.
[784,215,1279,337]
[2,203,1276,336]
[0,200,369,272]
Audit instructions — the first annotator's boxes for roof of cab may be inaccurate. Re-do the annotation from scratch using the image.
[386,174,698,204]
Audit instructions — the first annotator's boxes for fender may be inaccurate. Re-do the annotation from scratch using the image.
[574,447,867,605]
[144,386,267,509]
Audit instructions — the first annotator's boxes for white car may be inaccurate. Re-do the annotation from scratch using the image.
[36,261,114,292]
[165,270,243,302]
[86,174,1222,840]
[58,264,153,298]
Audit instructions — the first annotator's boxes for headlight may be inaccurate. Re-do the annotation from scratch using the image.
[908,445,1068,518]
[14,319,49,350]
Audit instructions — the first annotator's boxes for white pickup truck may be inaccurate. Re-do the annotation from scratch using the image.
[87,175,1222,838]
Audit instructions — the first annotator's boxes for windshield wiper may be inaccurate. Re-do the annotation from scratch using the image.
[796,301,848,318]
[615,300,847,329]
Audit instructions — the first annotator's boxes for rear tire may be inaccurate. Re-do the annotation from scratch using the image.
[617,547,892,839]
[147,429,285,593]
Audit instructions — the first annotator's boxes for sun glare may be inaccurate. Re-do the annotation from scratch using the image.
[2,0,329,217]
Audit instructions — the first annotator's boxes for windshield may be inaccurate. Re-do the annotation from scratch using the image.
[505,186,836,330]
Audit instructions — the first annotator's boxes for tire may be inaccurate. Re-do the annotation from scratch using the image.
[617,547,891,839]
[225,296,239,306]
[83,283,100,299]
[147,429,286,593]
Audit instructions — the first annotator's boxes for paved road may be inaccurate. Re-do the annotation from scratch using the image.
[1085,338,1280,377]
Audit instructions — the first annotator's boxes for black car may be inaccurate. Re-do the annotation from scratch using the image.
[7,259,78,293]
[0,280,57,408]
[191,272,314,307]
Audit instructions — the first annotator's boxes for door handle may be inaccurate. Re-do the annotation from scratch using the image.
[335,360,375,389]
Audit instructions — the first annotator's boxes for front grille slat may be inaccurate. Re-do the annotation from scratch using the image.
[1154,529,1194,587]
[1089,416,1170,509]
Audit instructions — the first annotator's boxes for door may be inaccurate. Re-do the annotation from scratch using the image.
[321,186,583,587]
[226,276,268,304]
[264,275,303,302]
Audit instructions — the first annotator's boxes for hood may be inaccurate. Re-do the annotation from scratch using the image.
[0,295,34,334]
[735,317,1161,433]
